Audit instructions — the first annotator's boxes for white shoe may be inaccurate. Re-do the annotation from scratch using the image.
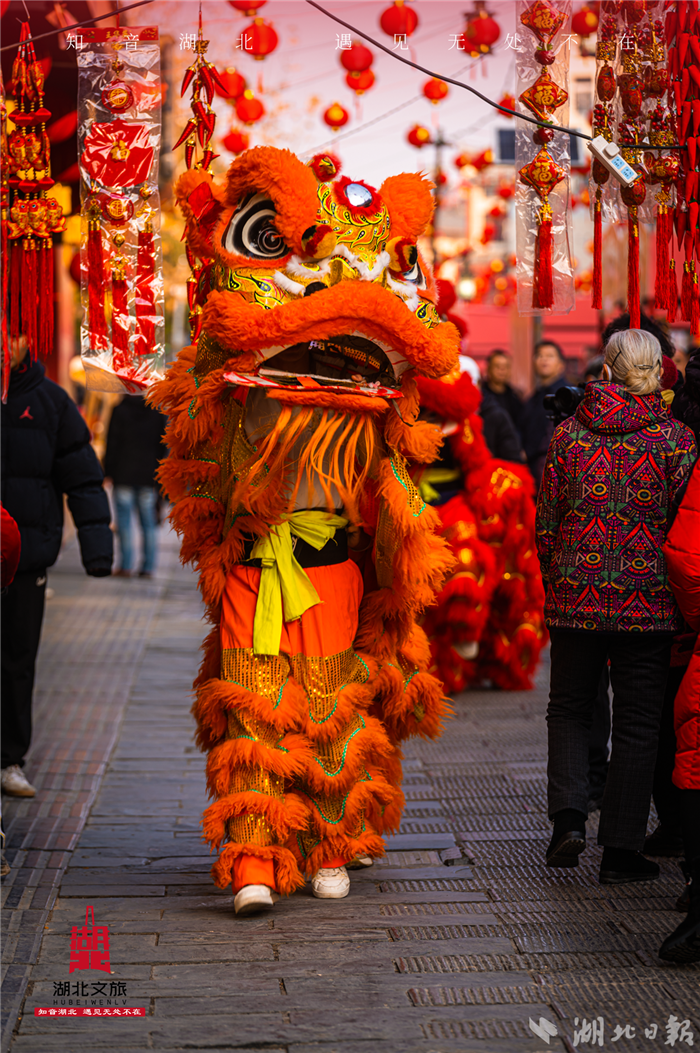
[1,765,36,797]
[233,884,276,916]
[312,866,350,899]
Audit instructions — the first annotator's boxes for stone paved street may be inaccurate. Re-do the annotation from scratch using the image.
[2,529,699,1053]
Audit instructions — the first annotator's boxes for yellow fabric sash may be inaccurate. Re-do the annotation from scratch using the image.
[251,511,348,656]
[418,467,461,504]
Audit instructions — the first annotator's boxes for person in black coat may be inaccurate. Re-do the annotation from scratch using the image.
[1,341,112,797]
[479,391,526,463]
[481,350,524,437]
[103,396,167,578]
[520,340,569,487]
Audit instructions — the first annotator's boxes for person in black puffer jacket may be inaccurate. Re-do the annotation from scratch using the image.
[674,347,700,448]
[1,340,112,797]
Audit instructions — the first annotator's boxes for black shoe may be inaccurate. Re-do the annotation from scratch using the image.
[659,858,700,963]
[546,809,587,868]
[643,823,684,858]
[600,848,660,885]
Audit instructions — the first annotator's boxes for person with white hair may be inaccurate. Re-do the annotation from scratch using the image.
[536,328,697,885]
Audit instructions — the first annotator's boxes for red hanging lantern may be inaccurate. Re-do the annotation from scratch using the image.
[488,204,505,218]
[423,78,449,104]
[454,153,470,169]
[436,169,448,186]
[323,102,350,131]
[235,89,265,124]
[379,0,419,38]
[407,124,432,148]
[240,18,278,61]
[472,148,494,171]
[497,183,515,199]
[339,42,373,73]
[228,0,267,14]
[215,67,247,100]
[571,4,599,36]
[345,69,376,95]
[222,128,250,154]
[481,223,497,245]
[463,7,501,56]
[497,93,516,117]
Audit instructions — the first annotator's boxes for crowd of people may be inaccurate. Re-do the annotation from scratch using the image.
[1,313,699,960]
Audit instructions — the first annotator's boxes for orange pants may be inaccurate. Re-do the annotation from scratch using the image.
[224,559,364,894]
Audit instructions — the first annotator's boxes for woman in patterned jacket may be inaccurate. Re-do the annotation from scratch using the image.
[536,329,697,885]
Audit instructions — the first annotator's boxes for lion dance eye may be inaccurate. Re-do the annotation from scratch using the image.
[402,261,425,288]
[222,193,289,259]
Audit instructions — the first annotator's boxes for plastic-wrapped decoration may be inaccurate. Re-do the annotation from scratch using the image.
[77,26,165,392]
[515,0,574,315]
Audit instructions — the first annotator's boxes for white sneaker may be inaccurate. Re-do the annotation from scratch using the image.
[1,765,36,797]
[233,884,276,916]
[312,866,350,899]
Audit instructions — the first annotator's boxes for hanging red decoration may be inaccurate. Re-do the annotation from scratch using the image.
[407,124,432,148]
[496,93,516,117]
[571,4,599,36]
[423,78,449,104]
[454,153,470,169]
[222,128,250,154]
[471,148,494,172]
[81,120,155,188]
[228,0,267,12]
[463,6,501,56]
[47,110,78,143]
[323,102,350,131]
[235,89,265,125]
[497,183,515,199]
[519,146,566,310]
[379,1,419,38]
[481,223,496,245]
[345,69,376,95]
[214,67,247,100]
[240,18,278,61]
[339,42,374,73]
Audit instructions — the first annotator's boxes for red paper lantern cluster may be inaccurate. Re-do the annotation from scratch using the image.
[423,77,449,104]
[407,124,432,148]
[238,17,278,61]
[497,93,516,117]
[236,89,265,124]
[379,1,418,38]
[571,4,599,37]
[323,102,350,131]
[223,128,250,154]
[339,42,373,73]
[228,0,266,13]
[346,69,375,95]
[214,67,247,100]
[472,148,494,171]
[463,6,501,56]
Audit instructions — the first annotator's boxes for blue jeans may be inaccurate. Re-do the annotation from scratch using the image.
[113,486,157,574]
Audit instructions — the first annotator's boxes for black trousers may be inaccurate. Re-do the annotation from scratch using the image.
[1,571,47,768]
[548,630,673,851]
[588,666,611,798]
[651,664,686,832]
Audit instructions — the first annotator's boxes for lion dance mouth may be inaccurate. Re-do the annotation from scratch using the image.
[152,147,460,898]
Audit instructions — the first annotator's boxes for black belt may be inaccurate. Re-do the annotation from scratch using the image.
[241,530,348,568]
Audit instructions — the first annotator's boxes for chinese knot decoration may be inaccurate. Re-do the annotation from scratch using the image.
[1,22,66,399]
[176,11,231,344]
[77,25,165,392]
[517,0,571,311]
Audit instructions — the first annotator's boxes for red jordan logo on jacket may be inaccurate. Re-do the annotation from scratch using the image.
[20,406,33,420]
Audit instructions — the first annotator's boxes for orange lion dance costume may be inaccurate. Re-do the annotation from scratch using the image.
[416,370,546,693]
[152,147,459,913]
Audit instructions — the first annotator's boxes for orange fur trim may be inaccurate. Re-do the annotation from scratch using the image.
[212,843,304,894]
[205,733,312,798]
[222,147,321,255]
[202,283,458,379]
[202,790,309,848]
[299,831,386,877]
[193,677,307,750]
[380,172,435,242]
[297,675,378,745]
[304,714,396,795]
[269,387,391,416]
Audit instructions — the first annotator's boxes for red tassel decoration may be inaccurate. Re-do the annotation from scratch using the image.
[592,194,603,310]
[532,205,554,310]
[681,260,693,320]
[111,261,130,372]
[627,210,640,330]
[87,216,108,351]
[1,214,9,402]
[38,240,54,359]
[692,267,700,337]
[135,221,156,357]
[654,207,670,311]
[667,258,679,323]
[20,237,38,357]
